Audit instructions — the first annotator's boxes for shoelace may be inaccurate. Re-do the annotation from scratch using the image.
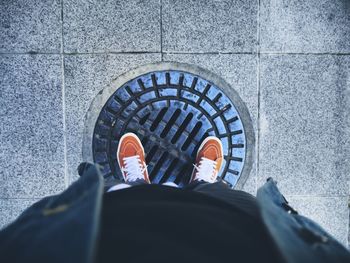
[193,157,218,183]
[121,155,147,182]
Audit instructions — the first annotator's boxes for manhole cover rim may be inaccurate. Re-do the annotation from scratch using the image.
[82,62,255,190]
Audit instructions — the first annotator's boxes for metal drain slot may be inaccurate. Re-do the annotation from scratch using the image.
[145,144,159,164]
[92,70,249,188]
[139,113,150,125]
[150,107,168,131]
[149,152,169,181]
[141,136,149,147]
[174,163,193,185]
[160,158,179,184]
[160,108,181,138]
[171,112,193,144]
[182,121,202,151]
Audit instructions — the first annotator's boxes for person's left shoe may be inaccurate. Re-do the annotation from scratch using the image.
[189,136,223,184]
[117,132,150,184]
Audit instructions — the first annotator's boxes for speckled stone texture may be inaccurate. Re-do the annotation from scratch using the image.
[63,0,161,53]
[162,0,257,52]
[286,196,349,246]
[0,0,61,53]
[0,55,65,198]
[64,53,161,183]
[259,55,350,196]
[0,199,38,229]
[260,0,350,53]
[1,158,65,198]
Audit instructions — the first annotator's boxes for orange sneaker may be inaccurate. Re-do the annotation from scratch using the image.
[190,136,223,183]
[117,133,150,184]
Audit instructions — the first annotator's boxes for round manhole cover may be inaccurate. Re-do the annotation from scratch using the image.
[83,63,254,189]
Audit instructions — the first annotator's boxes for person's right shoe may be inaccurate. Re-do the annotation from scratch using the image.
[190,136,223,184]
[117,132,150,184]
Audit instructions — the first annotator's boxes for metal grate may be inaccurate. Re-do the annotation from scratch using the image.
[92,71,246,187]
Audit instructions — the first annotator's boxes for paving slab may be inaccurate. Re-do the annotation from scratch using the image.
[286,196,349,247]
[63,0,161,53]
[162,0,257,52]
[0,0,61,53]
[0,54,65,198]
[259,55,350,196]
[241,162,257,195]
[0,169,5,199]
[64,53,161,183]
[0,199,38,230]
[260,0,350,53]
[0,55,64,162]
[1,156,65,198]
[163,53,258,191]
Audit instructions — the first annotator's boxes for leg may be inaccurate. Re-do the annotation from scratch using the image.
[190,181,259,218]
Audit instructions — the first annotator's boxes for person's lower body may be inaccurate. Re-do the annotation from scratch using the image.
[189,181,259,218]
[108,132,259,217]
[107,180,259,218]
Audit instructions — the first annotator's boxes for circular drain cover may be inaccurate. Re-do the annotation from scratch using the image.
[85,63,254,188]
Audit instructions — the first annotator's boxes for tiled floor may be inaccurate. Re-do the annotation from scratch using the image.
[0,0,349,247]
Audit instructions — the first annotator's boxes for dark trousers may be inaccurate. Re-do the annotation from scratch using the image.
[189,181,259,218]
[107,178,259,218]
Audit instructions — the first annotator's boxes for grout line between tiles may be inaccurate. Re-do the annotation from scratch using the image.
[348,196,350,248]
[160,0,163,61]
[60,0,69,188]
[348,217,350,247]
[256,0,261,194]
[0,198,40,200]
[284,195,350,198]
[2,51,350,56]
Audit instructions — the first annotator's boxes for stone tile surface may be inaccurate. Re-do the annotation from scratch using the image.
[260,0,350,53]
[241,162,257,196]
[0,169,5,199]
[162,0,257,52]
[64,53,161,182]
[63,0,161,53]
[0,199,38,229]
[0,0,61,53]
[259,55,350,196]
[287,196,349,247]
[0,54,66,198]
[0,55,64,161]
[1,156,65,198]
